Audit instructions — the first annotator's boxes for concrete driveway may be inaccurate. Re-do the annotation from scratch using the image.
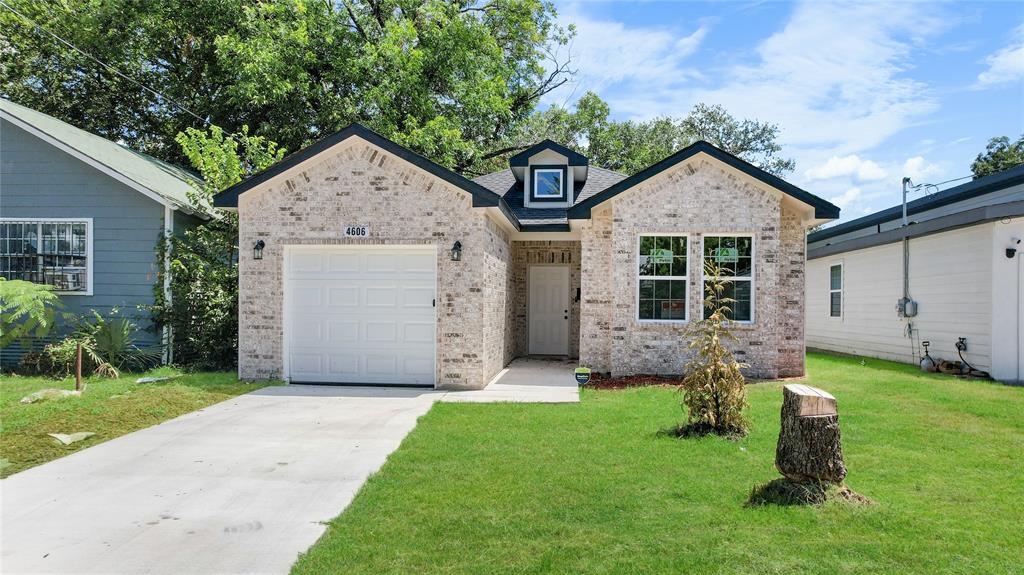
[0,385,440,575]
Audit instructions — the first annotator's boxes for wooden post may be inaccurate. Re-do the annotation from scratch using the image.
[775,384,846,484]
[75,342,82,391]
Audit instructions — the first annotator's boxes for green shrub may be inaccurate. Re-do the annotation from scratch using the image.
[678,261,750,437]
[19,311,161,378]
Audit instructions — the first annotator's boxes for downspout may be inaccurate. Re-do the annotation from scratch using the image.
[163,203,174,365]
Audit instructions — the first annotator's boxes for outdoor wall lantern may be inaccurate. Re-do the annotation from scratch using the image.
[450,240,463,262]
[253,239,266,260]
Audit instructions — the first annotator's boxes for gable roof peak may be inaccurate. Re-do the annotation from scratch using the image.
[566,138,839,220]
[509,140,588,167]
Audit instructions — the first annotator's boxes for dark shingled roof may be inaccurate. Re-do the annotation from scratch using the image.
[473,166,628,228]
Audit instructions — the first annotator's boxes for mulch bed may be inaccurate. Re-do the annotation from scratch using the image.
[585,374,678,390]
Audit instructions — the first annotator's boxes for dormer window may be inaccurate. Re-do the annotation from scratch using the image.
[530,165,567,202]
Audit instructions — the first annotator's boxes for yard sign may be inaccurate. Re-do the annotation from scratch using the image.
[650,248,673,264]
[713,247,739,263]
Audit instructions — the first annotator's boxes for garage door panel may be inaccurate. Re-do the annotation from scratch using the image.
[328,321,359,343]
[366,287,398,307]
[403,322,434,343]
[328,287,359,307]
[291,253,324,274]
[286,246,436,385]
[403,286,434,308]
[327,253,359,273]
[290,353,323,377]
[365,355,398,376]
[327,355,360,377]
[292,286,323,307]
[292,321,324,344]
[365,321,397,342]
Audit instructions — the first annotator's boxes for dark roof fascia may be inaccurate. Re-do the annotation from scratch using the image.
[808,165,1024,243]
[509,140,588,167]
[519,222,572,232]
[496,198,522,232]
[567,141,839,220]
[213,123,504,209]
[808,200,1024,260]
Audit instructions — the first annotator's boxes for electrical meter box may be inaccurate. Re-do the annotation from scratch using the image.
[897,297,919,317]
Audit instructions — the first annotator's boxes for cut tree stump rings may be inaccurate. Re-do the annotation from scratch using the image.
[775,384,847,484]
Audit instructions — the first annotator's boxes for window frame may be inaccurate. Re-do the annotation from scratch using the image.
[700,233,755,324]
[635,233,689,324]
[529,165,568,202]
[0,217,94,296]
[829,262,843,319]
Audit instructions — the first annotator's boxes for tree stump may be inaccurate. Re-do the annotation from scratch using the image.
[775,384,846,484]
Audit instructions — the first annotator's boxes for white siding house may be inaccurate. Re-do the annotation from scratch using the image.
[806,166,1024,385]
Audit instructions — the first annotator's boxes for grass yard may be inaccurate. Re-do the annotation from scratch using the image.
[0,368,273,478]
[293,352,1023,575]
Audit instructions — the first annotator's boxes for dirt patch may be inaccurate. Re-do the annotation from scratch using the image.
[586,374,677,390]
[747,478,873,507]
[665,422,747,440]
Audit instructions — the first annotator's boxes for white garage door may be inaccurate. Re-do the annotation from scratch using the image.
[285,246,436,385]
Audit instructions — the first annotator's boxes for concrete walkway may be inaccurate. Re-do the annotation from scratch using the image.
[442,357,580,403]
[0,386,441,575]
[1,360,578,574]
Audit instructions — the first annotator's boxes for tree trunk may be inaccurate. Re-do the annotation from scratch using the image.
[775,384,846,484]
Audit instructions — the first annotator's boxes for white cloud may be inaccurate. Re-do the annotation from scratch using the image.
[829,187,863,210]
[553,7,708,98]
[976,24,1024,88]
[902,156,942,182]
[805,155,888,182]
[556,1,949,158]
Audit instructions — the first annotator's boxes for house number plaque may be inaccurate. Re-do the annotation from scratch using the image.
[343,226,369,237]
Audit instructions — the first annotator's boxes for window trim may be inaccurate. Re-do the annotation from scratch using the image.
[829,262,843,319]
[0,217,94,296]
[635,233,689,324]
[529,165,568,202]
[700,233,755,324]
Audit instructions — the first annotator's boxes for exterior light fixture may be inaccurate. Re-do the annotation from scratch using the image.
[450,240,462,262]
[253,239,265,260]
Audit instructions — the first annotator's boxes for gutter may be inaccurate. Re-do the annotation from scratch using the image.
[808,200,1024,260]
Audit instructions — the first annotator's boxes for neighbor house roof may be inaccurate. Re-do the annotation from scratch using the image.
[0,98,208,217]
[567,141,840,220]
[808,164,1024,244]
[806,164,1024,260]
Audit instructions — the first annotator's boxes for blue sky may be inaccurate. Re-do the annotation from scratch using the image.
[542,1,1024,224]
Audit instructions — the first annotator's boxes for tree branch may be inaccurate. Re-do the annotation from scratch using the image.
[341,0,368,40]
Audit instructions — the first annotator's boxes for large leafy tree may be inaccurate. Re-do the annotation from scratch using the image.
[971,135,1024,179]
[1,0,572,169]
[470,92,795,176]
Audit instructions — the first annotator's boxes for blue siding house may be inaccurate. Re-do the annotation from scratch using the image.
[0,98,210,364]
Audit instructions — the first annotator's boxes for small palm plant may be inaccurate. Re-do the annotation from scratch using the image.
[677,260,750,437]
[72,310,163,378]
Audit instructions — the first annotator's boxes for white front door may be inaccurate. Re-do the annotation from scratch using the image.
[284,245,436,385]
[529,265,570,355]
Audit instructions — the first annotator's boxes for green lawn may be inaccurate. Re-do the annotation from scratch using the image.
[293,353,1023,575]
[0,368,273,478]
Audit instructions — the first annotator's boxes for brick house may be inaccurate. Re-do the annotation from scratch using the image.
[213,125,838,388]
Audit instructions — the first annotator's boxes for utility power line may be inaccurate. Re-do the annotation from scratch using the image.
[0,0,209,125]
